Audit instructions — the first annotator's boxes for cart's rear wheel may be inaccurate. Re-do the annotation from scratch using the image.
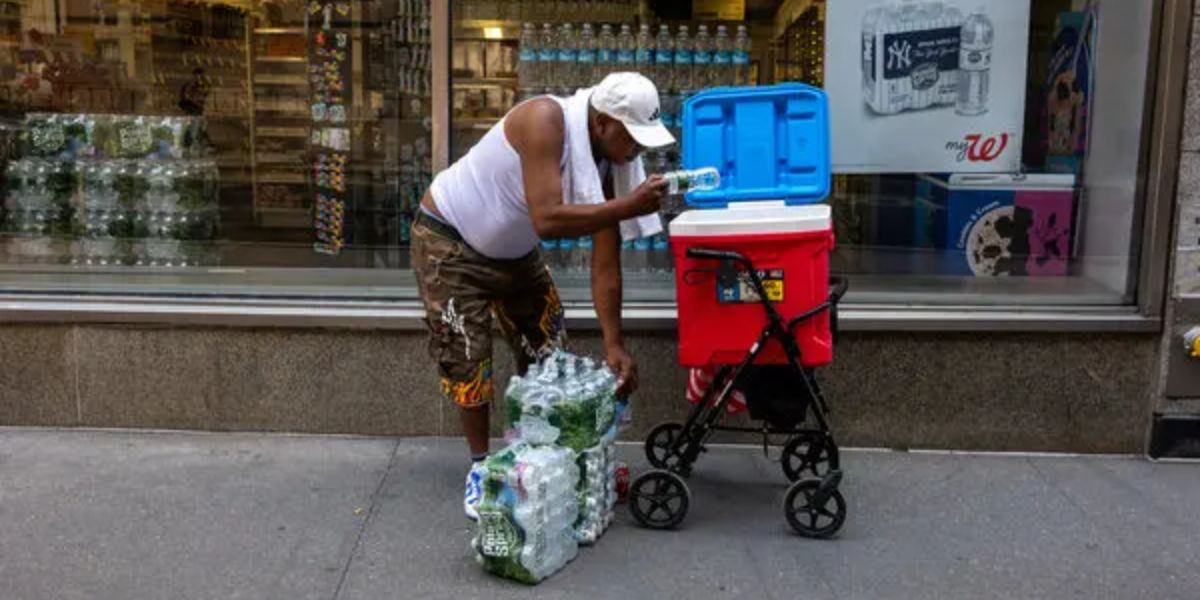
[781,432,834,482]
[783,478,846,539]
[645,422,687,470]
[629,470,690,530]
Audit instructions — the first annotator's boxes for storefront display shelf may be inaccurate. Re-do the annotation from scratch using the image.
[455,77,518,89]
[257,173,307,185]
[255,56,307,64]
[254,75,308,86]
[254,28,306,35]
[255,127,309,138]
[254,153,306,165]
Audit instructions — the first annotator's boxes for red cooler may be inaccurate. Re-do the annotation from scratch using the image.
[669,84,834,368]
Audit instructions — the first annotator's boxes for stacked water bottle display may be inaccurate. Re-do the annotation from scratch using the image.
[473,350,629,584]
[1,114,219,267]
[517,22,752,275]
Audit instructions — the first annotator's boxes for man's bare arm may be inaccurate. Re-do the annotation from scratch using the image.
[508,99,665,239]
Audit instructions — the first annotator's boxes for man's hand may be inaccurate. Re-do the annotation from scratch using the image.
[624,175,670,218]
[605,344,639,397]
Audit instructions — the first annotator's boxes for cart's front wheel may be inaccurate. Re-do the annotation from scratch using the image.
[783,477,846,539]
[781,432,835,482]
[629,470,690,530]
[645,422,687,470]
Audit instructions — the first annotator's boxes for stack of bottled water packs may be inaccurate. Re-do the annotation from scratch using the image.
[472,350,628,584]
[471,442,580,585]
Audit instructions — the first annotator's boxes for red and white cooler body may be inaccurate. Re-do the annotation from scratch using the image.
[670,84,834,368]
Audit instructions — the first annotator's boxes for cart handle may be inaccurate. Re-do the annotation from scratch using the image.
[830,277,849,303]
[787,276,850,330]
[686,247,751,266]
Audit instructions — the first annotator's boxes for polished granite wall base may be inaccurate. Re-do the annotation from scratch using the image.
[0,324,1157,453]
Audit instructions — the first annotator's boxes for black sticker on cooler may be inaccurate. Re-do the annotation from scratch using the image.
[717,269,785,304]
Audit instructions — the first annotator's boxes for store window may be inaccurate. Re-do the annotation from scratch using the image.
[450,0,1156,307]
[0,0,430,297]
[0,0,1163,311]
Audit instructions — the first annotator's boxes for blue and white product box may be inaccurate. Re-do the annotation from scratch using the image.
[915,173,1077,277]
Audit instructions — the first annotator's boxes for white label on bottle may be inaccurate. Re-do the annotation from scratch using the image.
[960,47,992,70]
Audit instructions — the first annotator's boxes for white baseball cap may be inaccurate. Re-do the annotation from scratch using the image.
[589,72,676,149]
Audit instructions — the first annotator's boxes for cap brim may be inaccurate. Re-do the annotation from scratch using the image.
[624,121,676,149]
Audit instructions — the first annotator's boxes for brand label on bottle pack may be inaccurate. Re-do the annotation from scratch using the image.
[656,49,674,65]
[959,46,992,70]
[732,50,749,65]
[479,512,519,558]
[879,27,960,81]
[714,50,730,65]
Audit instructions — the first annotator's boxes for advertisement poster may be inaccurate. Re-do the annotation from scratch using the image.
[825,0,1031,173]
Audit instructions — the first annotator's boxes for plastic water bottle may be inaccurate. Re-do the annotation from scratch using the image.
[615,24,635,75]
[632,235,652,274]
[635,23,654,80]
[674,25,693,93]
[713,25,732,86]
[558,236,578,272]
[662,166,721,194]
[556,23,577,94]
[957,9,993,116]
[654,24,674,93]
[519,23,541,99]
[693,25,712,90]
[577,235,593,272]
[577,23,596,89]
[651,233,670,273]
[596,24,616,81]
[539,23,557,93]
[733,24,751,86]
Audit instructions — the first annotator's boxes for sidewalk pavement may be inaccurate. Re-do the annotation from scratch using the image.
[1,428,1198,600]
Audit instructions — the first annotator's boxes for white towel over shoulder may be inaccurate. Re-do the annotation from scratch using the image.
[552,89,663,241]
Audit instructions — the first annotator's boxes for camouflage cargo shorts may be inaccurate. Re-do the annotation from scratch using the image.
[410,211,566,409]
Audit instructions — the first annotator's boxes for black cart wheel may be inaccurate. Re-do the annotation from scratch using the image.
[645,422,687,470]
[781,432,834,482]
[629,470,690,530]
[783,478,846,539]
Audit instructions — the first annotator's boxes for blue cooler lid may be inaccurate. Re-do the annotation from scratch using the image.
[681,83,830,208]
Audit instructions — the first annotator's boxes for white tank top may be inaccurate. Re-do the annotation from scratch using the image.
[429,98,568,259]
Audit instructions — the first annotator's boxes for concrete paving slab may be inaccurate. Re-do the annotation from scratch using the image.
[0,429,396,600]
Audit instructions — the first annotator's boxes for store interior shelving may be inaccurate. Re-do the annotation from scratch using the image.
[249,23,310,229]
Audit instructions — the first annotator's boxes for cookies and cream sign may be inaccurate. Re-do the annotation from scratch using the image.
[825,0,1031,172]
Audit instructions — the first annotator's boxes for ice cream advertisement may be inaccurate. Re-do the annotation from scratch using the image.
[825,0,1032,173]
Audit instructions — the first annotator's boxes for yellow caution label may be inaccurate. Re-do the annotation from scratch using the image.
[762,279,785,302]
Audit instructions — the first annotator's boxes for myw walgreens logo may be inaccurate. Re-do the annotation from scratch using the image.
[946,133,1010,163]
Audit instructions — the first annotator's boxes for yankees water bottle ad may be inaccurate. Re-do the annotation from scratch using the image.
[825,0,1031,173]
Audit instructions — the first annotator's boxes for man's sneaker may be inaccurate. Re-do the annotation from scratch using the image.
[464,463,484,521]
